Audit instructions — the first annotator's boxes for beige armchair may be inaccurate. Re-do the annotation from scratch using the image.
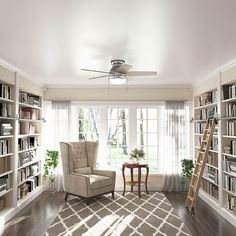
[60,141,116,201]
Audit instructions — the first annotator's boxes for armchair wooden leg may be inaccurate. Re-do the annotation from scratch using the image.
[111,191,115,198]
[65,192,69,201]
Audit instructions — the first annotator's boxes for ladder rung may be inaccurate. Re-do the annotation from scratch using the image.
[196,162,202,165]
[187,196,193,201]
[202,140,207,143]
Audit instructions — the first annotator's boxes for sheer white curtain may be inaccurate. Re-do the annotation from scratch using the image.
[44,101,71,191]
[160,102,189,191]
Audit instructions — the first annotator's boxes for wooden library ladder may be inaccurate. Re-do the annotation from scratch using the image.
[185,118,217,214]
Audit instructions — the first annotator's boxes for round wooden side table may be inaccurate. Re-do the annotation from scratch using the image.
[122,162,149,198]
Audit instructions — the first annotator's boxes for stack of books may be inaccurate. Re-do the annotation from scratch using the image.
[19,108,39,120]
[0,123,13,136]
[200,107,217,120]
[0,139,10,155]
[18,137,38,151]
[18,151,35,167]
[224,146,231,154]
[226,120,236,136]
[201,178,219,199]
[19,92,40,107]
[222,84,236,100]
[19,123,36,134]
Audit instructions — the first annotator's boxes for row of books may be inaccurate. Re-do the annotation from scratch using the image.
[0,103,12,117]
[196,91,217,107]
[196,137,218,151]
[18,137,39,151]
[201,178,219,199]
[19,108,40,120]
[0,123,13,136]
[224,175,236,194]
[222,84,236,100]
[223,141,236,156]
[0,175,11,192]
[225,194,236,213]
[225,120,236,136]
[18,164,39,184]
[204,166,218,184]
[225,102,236,117]
[223,156,236,174]
[17,176,39,200]
[196,107,218,120]
[0,139,10,155]
[18,150,36,168]
[19,92,40,107]
[0,156,10,173]
[19,123,37,135]
[0,84,11,100]
[207,153,218,167]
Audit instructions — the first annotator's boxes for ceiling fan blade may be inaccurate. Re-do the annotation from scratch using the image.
[127,71,157,76]
[111,63,132,74]
[89,75,110,80]
[81,69,110,74]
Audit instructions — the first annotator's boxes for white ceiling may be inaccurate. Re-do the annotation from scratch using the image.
[1,0,236,88]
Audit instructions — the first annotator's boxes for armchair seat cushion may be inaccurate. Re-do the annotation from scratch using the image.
[87,175,113,189]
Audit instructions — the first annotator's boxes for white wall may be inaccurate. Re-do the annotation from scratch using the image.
[44,87,192,101]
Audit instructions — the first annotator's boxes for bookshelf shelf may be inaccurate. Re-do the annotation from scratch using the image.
[18,133,41,138]
[18,159,40,170]
[0,97,14,103]
[202,176,219,186]
[0,153,13,158]
[0,135,13,139]
[0,188,12,198]
[222,97,236,103]
[18,147,37,154]
[18,119,44,123]
[222,153,236,158]
[223,170,236,178]
[0,116,15,120]
[19,102,42,110]
[222,135,236,139]
[206,163,218,169]
[223,188,236,198]
[17,172,41,187]
[0,170,13,178]
[17,186,41,206]
[194,102,217,110]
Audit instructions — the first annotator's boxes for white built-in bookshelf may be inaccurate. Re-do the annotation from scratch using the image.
[194,72,236,226]
[0,70,43,222]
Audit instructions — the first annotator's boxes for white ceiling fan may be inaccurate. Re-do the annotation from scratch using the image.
[81,59,157,85]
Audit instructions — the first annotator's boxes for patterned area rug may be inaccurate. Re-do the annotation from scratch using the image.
[46,192,191,236]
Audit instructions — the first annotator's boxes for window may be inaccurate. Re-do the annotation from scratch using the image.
[137,107,164,173]
[107,108,129,172]
[78,108,99,141]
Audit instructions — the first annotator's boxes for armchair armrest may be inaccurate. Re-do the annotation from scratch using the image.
[92,169,116,178]
[64,173,90,196]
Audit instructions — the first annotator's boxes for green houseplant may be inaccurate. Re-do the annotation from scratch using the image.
[129,148,145,162]
[180,159,194,191]
[43,150,59,191]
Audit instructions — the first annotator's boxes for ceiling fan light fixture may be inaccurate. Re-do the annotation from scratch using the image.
[109,75,126,85]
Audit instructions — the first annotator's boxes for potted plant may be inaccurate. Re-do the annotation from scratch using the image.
[129,148,145,162]
[180,159,194,191]
[43,150,59,192]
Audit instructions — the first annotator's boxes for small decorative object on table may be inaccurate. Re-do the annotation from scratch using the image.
[43,150,59,192]
[129,148,145,163]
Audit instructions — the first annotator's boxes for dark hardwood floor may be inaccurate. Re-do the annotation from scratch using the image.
[2,192,236,236]
[165,192,236,236]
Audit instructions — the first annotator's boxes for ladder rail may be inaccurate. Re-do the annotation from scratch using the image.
[185,118,216,213]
